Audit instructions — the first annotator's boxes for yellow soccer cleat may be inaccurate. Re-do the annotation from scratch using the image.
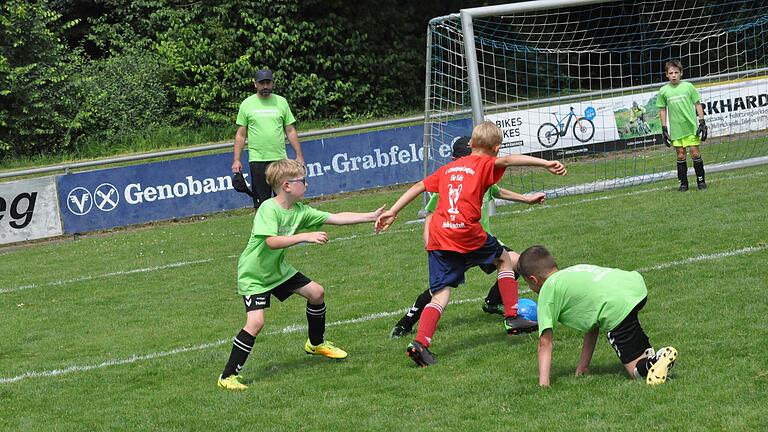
[647,346,678,385]
[304,339,348,359]
[217,374,248,390]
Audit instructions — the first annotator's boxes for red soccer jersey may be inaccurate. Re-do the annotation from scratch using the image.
[423,155,505,252]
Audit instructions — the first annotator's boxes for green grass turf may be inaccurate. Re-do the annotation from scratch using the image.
[1,165,767,431]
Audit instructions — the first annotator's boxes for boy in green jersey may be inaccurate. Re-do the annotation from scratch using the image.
[657,59,708,191]
[217,159,384,390]
[390,137,546,338]
[517,245,678,387]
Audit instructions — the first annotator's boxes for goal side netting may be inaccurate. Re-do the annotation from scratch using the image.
[423,0,768,199]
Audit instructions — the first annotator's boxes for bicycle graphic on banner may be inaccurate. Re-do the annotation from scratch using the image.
[536,107,595,148]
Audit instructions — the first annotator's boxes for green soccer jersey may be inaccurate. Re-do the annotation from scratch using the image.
[656,81,700,140]
[237,199,329,295]
[236,94,296,162]
[426,184,500,234]
[536,265,647,336]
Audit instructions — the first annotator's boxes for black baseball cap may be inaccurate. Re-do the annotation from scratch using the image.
[452,136,472,158]
[255,69,273,82]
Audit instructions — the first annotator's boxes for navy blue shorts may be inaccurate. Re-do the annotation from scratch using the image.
[427,234,505,293]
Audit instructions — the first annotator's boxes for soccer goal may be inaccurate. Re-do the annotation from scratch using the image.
[423,0,768,198]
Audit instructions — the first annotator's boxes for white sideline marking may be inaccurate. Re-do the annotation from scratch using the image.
[0,295,497,384]
[3,241,767,384]
[0,259,214,294]
[2,169,764,295]
[636,246,766,272]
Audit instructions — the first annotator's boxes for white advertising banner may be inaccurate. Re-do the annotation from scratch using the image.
[486,76,768,156]
[0,176,63,245]
[488,101,620,156]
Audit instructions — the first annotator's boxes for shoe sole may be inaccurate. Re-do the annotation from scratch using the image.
[406,345,436,367]
[647,347,678,385]
[506,324,538,335]
[305,349,348,359]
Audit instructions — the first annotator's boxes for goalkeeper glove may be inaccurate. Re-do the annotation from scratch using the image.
[661,126,672,147]
[696,119,708,142]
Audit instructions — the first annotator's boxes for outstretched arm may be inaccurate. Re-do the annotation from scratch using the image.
[266,232,328,249]
[375,181,426,233]
[325,205,386,225]
[495,155,567,176]
[494,188,546,205]
[575,326,599,376]
[538,329,554,387]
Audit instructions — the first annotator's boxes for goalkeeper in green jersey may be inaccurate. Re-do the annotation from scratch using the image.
[517,246,678,387]
[389,137,546,338]
[657,59,708,192]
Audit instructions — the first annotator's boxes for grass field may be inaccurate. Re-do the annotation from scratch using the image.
[1,165,767,431]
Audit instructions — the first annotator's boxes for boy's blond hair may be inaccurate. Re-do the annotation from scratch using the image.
[266,159,306,191]
[665,59,683,73]
[471,121,503,150]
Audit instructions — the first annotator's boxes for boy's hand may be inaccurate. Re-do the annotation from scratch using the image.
[545,160,567,176]
[697,119,708,141]
[303,232,329,245]
[524,192,546,205]
[371,205,386,220]
[575,366,589,376]
[662,126,672,147]
[375,210,398,233]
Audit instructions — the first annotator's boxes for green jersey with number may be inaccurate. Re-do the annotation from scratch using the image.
[237,199,329,295]
[426,184,500,234]
[236,94,296,162]
[656,81,700,140]
[537,265,647,336]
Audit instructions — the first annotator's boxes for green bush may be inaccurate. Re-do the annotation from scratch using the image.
[0,0,82,158]
[77,51,172,142]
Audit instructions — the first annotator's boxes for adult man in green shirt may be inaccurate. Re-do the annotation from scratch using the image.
[232,69,305,209]
[517,245,678,387]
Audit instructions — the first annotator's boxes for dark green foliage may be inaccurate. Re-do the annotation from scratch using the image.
[1,0,512,160]
[0,0,82,157]
[77,51,172,142]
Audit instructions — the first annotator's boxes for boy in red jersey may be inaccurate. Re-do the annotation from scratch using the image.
[375,121,567,366]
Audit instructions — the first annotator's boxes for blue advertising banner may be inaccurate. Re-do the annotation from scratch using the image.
[57,120,472,234]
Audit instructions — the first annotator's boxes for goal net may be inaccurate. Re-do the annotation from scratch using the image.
[423,0,768,199]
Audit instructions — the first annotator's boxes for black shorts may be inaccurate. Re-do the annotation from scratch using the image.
[242,272,312,312]
[606,297,651,364]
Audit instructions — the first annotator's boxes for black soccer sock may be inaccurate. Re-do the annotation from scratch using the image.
[485,282,502,305]
[676,159,688,186]
[397,289,432,329]
[306,302,326,346]
[635,356,653,378]
[692,157,705,184]
[221,329,255,378]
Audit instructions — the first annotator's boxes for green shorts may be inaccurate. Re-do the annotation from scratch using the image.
[672,134,701,148]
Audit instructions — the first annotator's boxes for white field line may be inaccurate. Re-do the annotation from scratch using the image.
[635,246,766,272]
[2,169,764,295]
[0,295,497,384]
[2,242,766,384]
[0,259,214,294]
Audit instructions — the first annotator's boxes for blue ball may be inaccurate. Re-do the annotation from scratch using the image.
[518,298,538,321]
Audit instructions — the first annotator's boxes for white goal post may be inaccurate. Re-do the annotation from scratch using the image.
[423,0,768,200]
